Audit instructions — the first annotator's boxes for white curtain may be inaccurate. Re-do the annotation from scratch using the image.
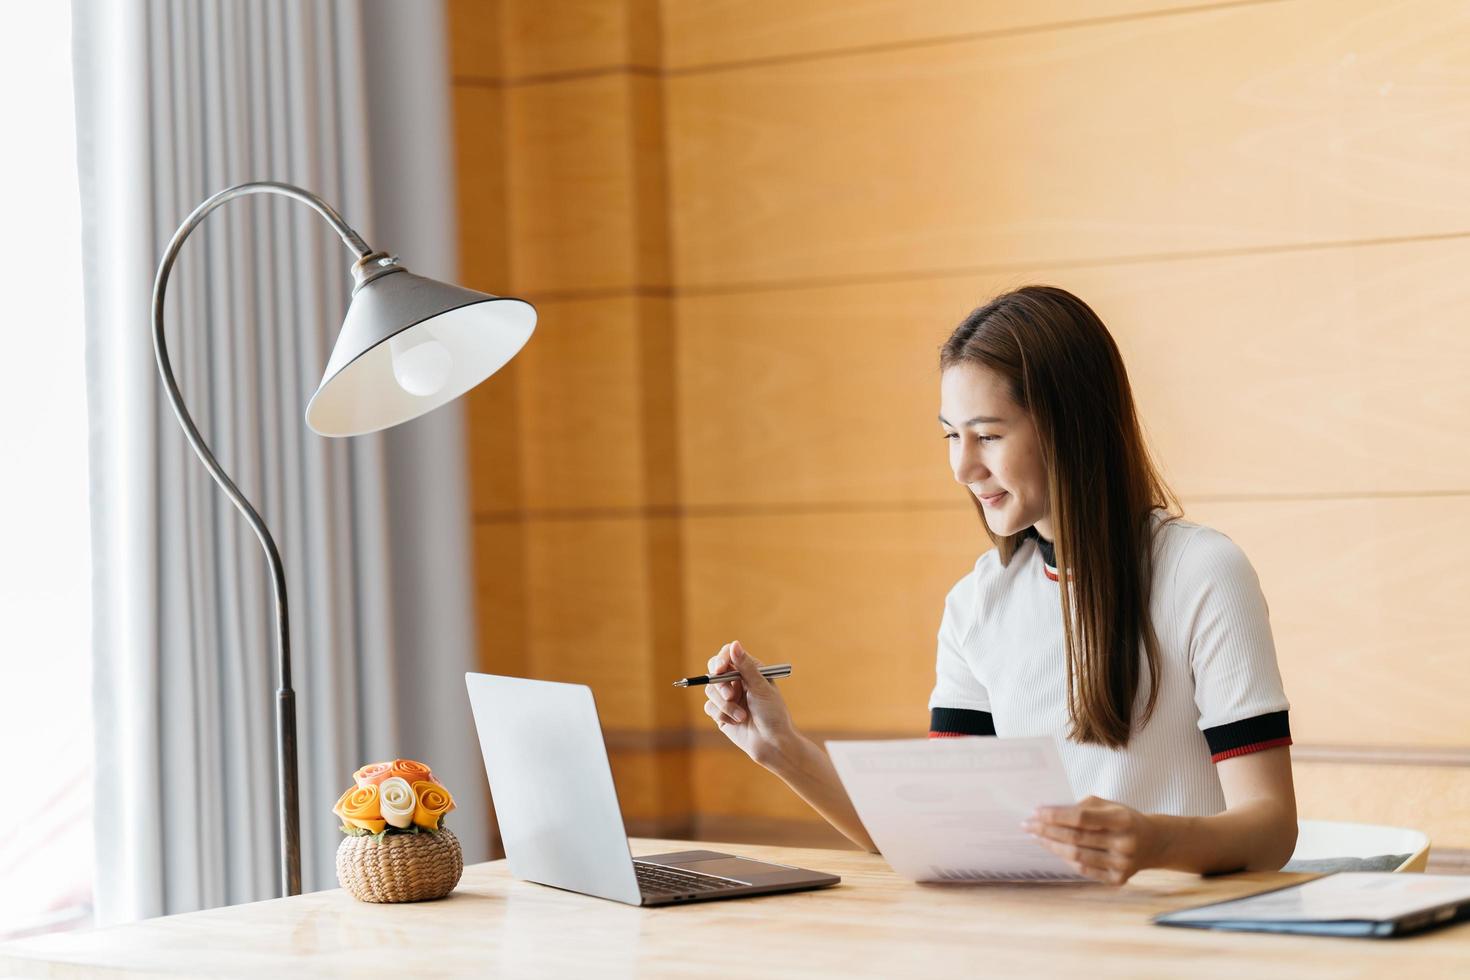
[73,0,490,924]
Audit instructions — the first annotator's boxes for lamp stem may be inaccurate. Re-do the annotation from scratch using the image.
[151,181,373,898]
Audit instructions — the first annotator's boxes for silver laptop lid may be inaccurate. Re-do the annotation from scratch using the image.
[465,672,642,905]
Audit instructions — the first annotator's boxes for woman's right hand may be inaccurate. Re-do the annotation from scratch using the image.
[703,640,796,768]
[702,640,878,853]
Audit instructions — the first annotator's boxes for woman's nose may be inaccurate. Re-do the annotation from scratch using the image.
[954,452,987,485]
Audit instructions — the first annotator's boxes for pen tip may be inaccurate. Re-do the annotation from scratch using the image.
[672,680,686,687]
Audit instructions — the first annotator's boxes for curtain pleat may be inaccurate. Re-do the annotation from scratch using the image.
[74,0,485,924]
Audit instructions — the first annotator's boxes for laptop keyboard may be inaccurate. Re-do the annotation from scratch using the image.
[634,861,747,898]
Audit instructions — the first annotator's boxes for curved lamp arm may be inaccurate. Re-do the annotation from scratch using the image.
[150,181,373,897]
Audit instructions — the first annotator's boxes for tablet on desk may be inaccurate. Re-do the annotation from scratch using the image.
[1155,872,1470,938]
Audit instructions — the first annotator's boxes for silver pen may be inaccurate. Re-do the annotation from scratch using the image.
[672,663,793,687]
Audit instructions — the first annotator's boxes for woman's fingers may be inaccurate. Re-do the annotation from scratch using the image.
[1032,805,1099,830]
[1022,822,1121,853]
[705,675,740,705]
[1071,861,1128,886]
[1030,835,1135,885]
[707,643,736,686]
[707,643,747,703]
[703,699,728,726]
[1023,797,1144,885]
[1039,837,1129,870]
[1031,835,1104,866]
[705,683,746,722]
[707,644,731,675]
[704,697,744,727]
[705,674,740,705]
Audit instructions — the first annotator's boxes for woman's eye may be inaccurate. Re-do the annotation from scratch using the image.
[941,433,998,442]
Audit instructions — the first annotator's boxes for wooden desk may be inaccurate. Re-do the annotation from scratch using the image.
[3,839,1467,977]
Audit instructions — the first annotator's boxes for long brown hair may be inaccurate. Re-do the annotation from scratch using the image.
[940,286,1180,748]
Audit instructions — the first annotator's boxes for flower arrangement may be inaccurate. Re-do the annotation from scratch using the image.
[332,758,457,838]
[333,758,463,903]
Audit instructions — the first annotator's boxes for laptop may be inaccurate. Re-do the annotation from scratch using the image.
[465,672,841,906]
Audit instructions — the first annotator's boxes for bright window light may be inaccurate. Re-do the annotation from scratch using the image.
[0,3,94,940]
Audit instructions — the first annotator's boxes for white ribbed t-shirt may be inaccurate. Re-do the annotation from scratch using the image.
[927,511,1291,817]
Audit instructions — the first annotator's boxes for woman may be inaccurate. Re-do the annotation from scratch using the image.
[703,285,1297,885]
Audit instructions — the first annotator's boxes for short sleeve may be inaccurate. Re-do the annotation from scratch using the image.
[1175,528,1293,762]
[927,571,993,737]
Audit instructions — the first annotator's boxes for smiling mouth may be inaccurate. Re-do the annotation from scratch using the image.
[978,491,1007,505]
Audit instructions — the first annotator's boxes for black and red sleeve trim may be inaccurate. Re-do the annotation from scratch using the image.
[929,707,996,738]
[1202,710,1292,762]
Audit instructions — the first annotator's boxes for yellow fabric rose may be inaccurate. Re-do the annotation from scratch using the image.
[334,784,386,833]
[411,779,455,831]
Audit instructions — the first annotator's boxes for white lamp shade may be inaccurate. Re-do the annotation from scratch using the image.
[305,268,536,436]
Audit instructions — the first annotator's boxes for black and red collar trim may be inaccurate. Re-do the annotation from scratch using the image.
[1027,527,1059,582]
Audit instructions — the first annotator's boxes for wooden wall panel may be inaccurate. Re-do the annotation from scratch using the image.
[451,0,662,82]
[504,73,669,293]
[607,747,693,824]
[1186,497,1470,748]
[464,367,524,516]
[454,79,524,519]
[690,741,828,822]
[642,515,690,731]
[452,0,686,854]
[677,236,1470,508]
[500,0,661,79]
[693,814,854,851]
[683,507,985,733]
[453,84,510,302]
[447,0,502,79]
[662,0,1235,70]
[666,0,1470,288]
[513,295,659,511]
[523,517,656,729]
[676,278,960,508]
[633,296,680,510]
[629,73,671,292]
[1295,761,1470,852]
[474,520,528,676]
[519,514,686,733]
[1097,241,1470,499]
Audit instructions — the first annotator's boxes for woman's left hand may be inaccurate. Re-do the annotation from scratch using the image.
[1022,795,1166,885]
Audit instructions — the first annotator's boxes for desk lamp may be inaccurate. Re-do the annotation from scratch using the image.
[151,181,536,897]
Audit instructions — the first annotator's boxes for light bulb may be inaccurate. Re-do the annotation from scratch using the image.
[389,331,453,397]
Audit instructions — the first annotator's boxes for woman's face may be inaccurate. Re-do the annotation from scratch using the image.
[939,362,1053,540]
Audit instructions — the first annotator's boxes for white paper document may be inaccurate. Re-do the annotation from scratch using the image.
[826,736,1087,883]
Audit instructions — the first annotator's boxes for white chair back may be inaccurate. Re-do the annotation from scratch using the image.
[1290,819,1430,873]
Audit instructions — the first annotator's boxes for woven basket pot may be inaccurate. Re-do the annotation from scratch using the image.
[336,827,463,903]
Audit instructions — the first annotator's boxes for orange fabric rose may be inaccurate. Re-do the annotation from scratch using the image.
[411,780,455,831]
[388,759,435,786]
[334,784,386,833]
[353,761,394,788]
